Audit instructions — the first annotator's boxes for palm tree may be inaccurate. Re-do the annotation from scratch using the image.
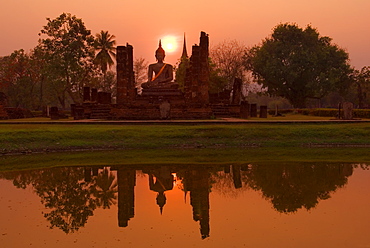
[94,30,116,90]
[92,167,118,209]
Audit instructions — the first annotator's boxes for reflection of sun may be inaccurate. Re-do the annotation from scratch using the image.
[161,35,178,53]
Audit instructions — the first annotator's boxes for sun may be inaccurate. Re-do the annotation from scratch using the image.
[161,35,178,53]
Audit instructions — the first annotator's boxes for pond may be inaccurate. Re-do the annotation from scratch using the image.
[1,161,370,247]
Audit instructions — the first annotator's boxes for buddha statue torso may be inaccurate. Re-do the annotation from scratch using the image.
[141,40,178,90]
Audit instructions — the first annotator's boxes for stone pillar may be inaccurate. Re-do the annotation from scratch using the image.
[250,104,257,117]
[50,106,59,120]
[240,101,250,119]
[259,106,268,118]
[105,92,112,104]
[199,31,210,105]
[116,44,135,105]
[91,88,98,102]
[159,100,171,119]
[83,87,91,102]
[337,102,342,119]
[342,102,353,120]
[97,92,104,104]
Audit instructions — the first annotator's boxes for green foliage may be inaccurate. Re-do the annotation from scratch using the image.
[175,56,189,91]
[304,108,370,118]
[94,30,116,91]
[39,13,98,108]
[134,57,149,91]
[267,108,370,119]
[350,66,370,108]
[246,23,352,108]
[0,49,45,109]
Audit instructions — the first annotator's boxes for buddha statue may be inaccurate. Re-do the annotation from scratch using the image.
[141,40,178,89]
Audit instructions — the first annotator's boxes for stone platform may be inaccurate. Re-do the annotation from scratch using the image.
[141,88,183,97]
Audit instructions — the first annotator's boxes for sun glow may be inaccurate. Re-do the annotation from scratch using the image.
[161,35,178,53]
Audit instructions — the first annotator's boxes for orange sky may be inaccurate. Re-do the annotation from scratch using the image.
[1,0,369,69]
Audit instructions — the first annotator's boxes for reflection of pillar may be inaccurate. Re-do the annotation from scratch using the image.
[92,167,99,177]
[232,165,242,189]
[117,168,136,227]
[84,167,92,183]
[187,169,210,239]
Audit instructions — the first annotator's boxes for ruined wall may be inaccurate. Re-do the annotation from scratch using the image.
[185,32,210,105]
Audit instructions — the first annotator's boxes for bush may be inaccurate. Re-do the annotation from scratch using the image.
[267,108,370,119]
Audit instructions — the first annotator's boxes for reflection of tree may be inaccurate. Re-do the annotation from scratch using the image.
[92,167,118,209]
[0,162,365,236]
[245,163,353,213]
[1,167,97,233]
[33,167,96,233]
[210,165,247,198]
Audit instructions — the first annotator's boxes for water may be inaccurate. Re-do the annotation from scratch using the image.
[1,163,370,247]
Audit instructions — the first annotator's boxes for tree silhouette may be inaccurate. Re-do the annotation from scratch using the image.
[245,23,352,108]
[1,167,97,234]
[245,163,353,213]
[92,167,118,209]
[39,13,97,107]
[94,30,116,90]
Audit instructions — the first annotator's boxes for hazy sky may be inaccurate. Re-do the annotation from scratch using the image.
[1,0,369,69]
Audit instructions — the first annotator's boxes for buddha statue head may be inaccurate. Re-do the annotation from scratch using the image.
[155,40,166,62]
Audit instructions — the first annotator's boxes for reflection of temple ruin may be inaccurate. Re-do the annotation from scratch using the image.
[184,168,211,239]
[6,162,357,238]
[111,167,136,227]
[71,31,251,120]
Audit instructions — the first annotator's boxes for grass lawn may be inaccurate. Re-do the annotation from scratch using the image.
[0,119,369,152]
[1,116,369,171]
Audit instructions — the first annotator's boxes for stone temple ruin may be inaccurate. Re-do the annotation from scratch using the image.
[72,32,249,120]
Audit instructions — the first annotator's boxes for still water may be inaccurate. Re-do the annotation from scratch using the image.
[1,162,370,247]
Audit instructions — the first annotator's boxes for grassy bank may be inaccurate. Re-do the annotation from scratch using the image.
[1,122,370,154]
[1,147,369,172]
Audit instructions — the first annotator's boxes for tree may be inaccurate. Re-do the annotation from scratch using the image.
[175,56,189,91]
[94,30,116,91]
[352,66,370,108]
[38,13,97,108]
[0,50,41,109]
[134,57,149,92]
[210,40,248,92]
[245,23,352,108]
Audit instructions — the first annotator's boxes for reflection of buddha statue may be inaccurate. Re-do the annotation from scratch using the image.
[148,167,174,215]
[141,40,178,89]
